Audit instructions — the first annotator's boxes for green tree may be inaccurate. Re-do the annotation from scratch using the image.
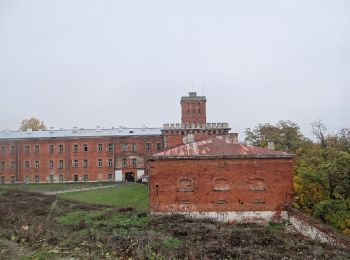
[19,117,47,131]
[244,120,304,153]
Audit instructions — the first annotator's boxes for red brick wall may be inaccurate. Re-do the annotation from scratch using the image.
[149,158,294,212]
[181,100,206,124]
[0,134,164,183]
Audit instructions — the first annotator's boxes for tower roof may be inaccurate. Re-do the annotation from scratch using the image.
[181,92,206,102]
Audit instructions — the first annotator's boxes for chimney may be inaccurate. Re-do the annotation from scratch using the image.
[73,127,78,133]
[50,127,54,134]
[268,141,275,150]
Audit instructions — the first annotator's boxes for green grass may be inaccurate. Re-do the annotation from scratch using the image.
[58,184,149,210]
[0,182,113,192]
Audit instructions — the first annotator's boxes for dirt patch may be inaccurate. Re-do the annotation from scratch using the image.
[0,190,349,259]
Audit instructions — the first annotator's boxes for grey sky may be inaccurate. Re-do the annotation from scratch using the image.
[0,0,349,140]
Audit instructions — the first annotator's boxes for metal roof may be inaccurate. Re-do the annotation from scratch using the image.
[0,127,162,140]
[152,136,293,159]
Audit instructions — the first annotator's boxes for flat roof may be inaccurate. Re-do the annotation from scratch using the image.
[0,128,162,140]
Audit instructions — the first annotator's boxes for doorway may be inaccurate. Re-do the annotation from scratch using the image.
[125,172,135,182]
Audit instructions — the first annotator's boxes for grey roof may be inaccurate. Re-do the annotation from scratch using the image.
[0,128,162,140]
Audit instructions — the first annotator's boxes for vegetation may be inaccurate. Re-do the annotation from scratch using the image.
[19,117,46,131]
[0,190,348,259]
[58,184,149,210]
[245,120,350,236]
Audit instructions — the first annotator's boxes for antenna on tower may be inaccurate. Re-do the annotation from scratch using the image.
[191,76,194,92]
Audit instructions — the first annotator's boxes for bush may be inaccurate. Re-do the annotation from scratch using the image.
[313,199,350,236]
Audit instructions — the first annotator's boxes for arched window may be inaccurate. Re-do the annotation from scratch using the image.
[249,178,266,191]
[177,178,194,192]
[213,177,230,191]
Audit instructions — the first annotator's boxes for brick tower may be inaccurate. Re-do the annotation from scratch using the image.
[181,92,206,124]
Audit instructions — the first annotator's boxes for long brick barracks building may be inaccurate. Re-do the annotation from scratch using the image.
[0,92,233,184]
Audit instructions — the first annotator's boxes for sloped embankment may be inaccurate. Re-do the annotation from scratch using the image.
[0,190,349,259]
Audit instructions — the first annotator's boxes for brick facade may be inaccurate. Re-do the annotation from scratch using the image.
[148,158,294,213]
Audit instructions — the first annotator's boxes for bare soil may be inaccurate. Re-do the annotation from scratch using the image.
[0,190,349,259]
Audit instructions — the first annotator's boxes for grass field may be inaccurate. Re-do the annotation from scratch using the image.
[58,183,149,210]
[0,182,113,192]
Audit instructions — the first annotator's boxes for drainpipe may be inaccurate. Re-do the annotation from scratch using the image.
[66,138,69,183]
[16,140,20,183]
[112,137,115,181]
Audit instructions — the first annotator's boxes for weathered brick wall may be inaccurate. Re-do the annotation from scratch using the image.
[0,134,164,183]
[181,100,206,124]
[149,158,294,212]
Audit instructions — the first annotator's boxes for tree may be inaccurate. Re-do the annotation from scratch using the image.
[19,117,47,131]
[244,120,304,153]
[311,120,328,149]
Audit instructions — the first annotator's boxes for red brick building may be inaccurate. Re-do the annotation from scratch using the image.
[148,135,294,223]
[0,92,232,183]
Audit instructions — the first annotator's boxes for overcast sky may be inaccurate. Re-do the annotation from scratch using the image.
[0,0,349,140]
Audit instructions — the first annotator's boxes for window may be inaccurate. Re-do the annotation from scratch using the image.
[83,144,88,152]
[83,174,88,182]
[83,159,89,168]
[0,176,5,183]
[1,146,5,154]
[193,108,196,114]
[73,160,79,168]
[108,159,113,167]
[11,161,16,169]
[24,175,30,184]
[35,160,40,168]
[98,159,103,167]
[131,143,137,152]
[58,160,64,169]
[49,175,54,183]
[74,174,78,182]
[146,143,152,151]
[35,176,40,183]
[108,143,113,152]
[213,177,230,191]
[108,173,113,181]
[122,144,128,151]
[73,144,78,153]
[24,145,30,153]
[249,178,266,191]
[49,160,54,169]
[34,145,40,153]
[49,144,54,153]
[24,161,30,169]
[177,178,194,192]
[132,159,137,166]
[0,161,4,170]
[10,146,16,154]
[123,159,127,167]
[10,176,15,183]
[97,144,103,152]
[59,175,64,182]
[58,144,64,153]
[157,142,162,151]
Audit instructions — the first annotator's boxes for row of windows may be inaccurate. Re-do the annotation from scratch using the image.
[175,177,267,192]
[187,108,201,114]
[0,158,139,170]
[1,145,16,154]
[0,173,114,184]
[0,142,163,154]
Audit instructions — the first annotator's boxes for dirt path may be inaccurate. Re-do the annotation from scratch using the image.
[42,185,116,195]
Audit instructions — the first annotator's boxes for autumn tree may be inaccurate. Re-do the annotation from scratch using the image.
[19,117,47,131]
[244,120,304,153]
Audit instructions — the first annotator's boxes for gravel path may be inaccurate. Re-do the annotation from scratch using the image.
[42,185,116,195]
